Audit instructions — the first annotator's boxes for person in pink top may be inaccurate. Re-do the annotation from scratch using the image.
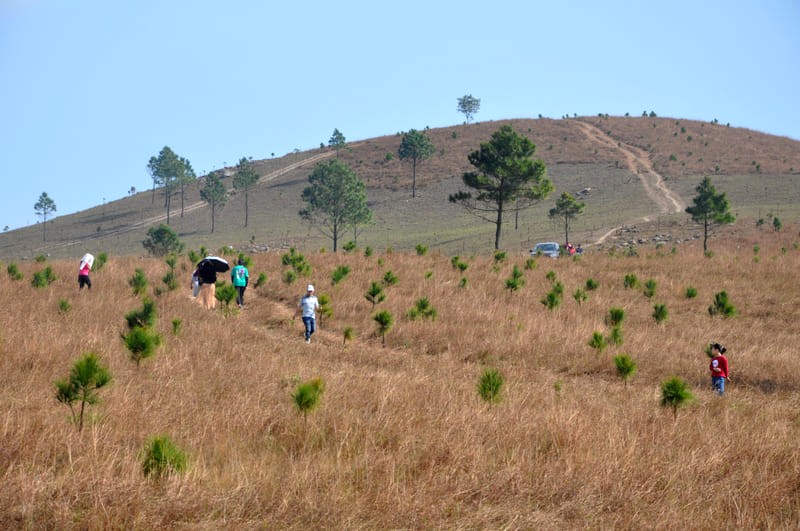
[709,343,730,395]
[78,258,92,290]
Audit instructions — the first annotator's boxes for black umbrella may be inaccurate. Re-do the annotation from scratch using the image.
[197,256,230,273]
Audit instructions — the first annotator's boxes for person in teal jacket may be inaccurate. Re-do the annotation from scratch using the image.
[231,258,249,308]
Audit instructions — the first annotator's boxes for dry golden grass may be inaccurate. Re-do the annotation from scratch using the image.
[1,226,799,529]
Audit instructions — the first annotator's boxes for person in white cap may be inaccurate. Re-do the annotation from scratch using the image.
[294,284,320,343]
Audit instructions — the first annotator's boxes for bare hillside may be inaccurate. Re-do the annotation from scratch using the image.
[1,116,798,260]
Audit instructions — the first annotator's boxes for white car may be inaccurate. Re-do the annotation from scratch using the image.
[531,242,560,258]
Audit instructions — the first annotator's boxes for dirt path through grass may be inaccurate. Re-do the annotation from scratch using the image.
[574,121,686,245]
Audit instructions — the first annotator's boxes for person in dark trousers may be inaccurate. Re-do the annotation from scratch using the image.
[231,259,249,308]
[709,343,730,395]
[78,255,92,290]
[293,284,320,344]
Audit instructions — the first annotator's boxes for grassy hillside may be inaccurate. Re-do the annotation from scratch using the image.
[1,226,799,527]
[2,116,799,261]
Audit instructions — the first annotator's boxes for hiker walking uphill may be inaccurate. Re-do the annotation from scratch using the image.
[195,256,230,310]
[294,284,320,344]
[231,259,249,308]
[78,253,93,290]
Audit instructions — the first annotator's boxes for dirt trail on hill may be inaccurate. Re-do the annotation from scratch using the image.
[573,121,686,245]
[34,151,335,253]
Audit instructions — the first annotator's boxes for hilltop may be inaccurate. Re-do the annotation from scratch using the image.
[2,115,799,260]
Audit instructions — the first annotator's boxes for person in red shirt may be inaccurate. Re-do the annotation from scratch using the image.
[709,343,730,395]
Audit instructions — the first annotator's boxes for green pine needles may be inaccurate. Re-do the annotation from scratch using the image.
[54,352,112,432]
[140,435,187,479]
[477,368,504,405]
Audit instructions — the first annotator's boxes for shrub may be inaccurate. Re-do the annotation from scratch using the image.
[281,248,311,276]
[373,310,394,346]
[585,278,599,291]
[331,265,351,285]
[171,319,182,336]
[408,297,437,321]
[342,241,357,253]
[613,354,637,386]
[606,307,625,327]
[292,378,325,422]
[653,303,668,323]
[342,327,354,346]
[254,272,267,288]
[609,326,623,346]
[94,252,108,272]
[588,331,608,353]
[141,435,187,478]
[643,279,657,298]
[365,282,386,307]
[34,254,48,263]
[624,273,639,289]
[493,250,507,263]
[685,286,697,299]
[524,258,537,270]
[58,298,71,314]
[7,263,23,281]
[505,265,526,293]
[660,377,693,419]
[415,244,428,256]
[128,268,148,296]
[283,269,297,285]
[54,352,112,431]
[708,291,736,318]
[540,291,561,310]
[545,270,557,282]
[122,327,162,367]
[124,298,157,329]
[459,277,468,288]
[31,266,57,288]
[382,270,398,286]
[477,368,504,405]
[215,284,238,315]
[573,288,587,305]
[142,224,184,256]
[364,246,373,257]
[318,294,333,319]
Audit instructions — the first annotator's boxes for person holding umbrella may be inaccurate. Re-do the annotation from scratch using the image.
[196,256,229,310]
[294,284,320,344]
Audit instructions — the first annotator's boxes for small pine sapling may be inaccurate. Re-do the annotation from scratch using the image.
[54,352,112,431]
[653,303,668,323]
[140,435,187,479]
[477,368,504,405]
[373,310,394,346]
[613,354,637,386]
[589,331,608,353]
[365,282,386,307]
[660,377,693,420]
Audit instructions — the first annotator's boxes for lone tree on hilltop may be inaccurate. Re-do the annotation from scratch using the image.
[328,128,347,157]
[449,125,553,250]
[33,192,56,242]
[232,156,259,227]
[200,170,228,233]
[549,192,585,247]
[457,94,481,123]
[685,176,735,252]
[299,159,371,252]
[398,129,435,198]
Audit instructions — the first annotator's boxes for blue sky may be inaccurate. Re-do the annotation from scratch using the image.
[1,0,798,231]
